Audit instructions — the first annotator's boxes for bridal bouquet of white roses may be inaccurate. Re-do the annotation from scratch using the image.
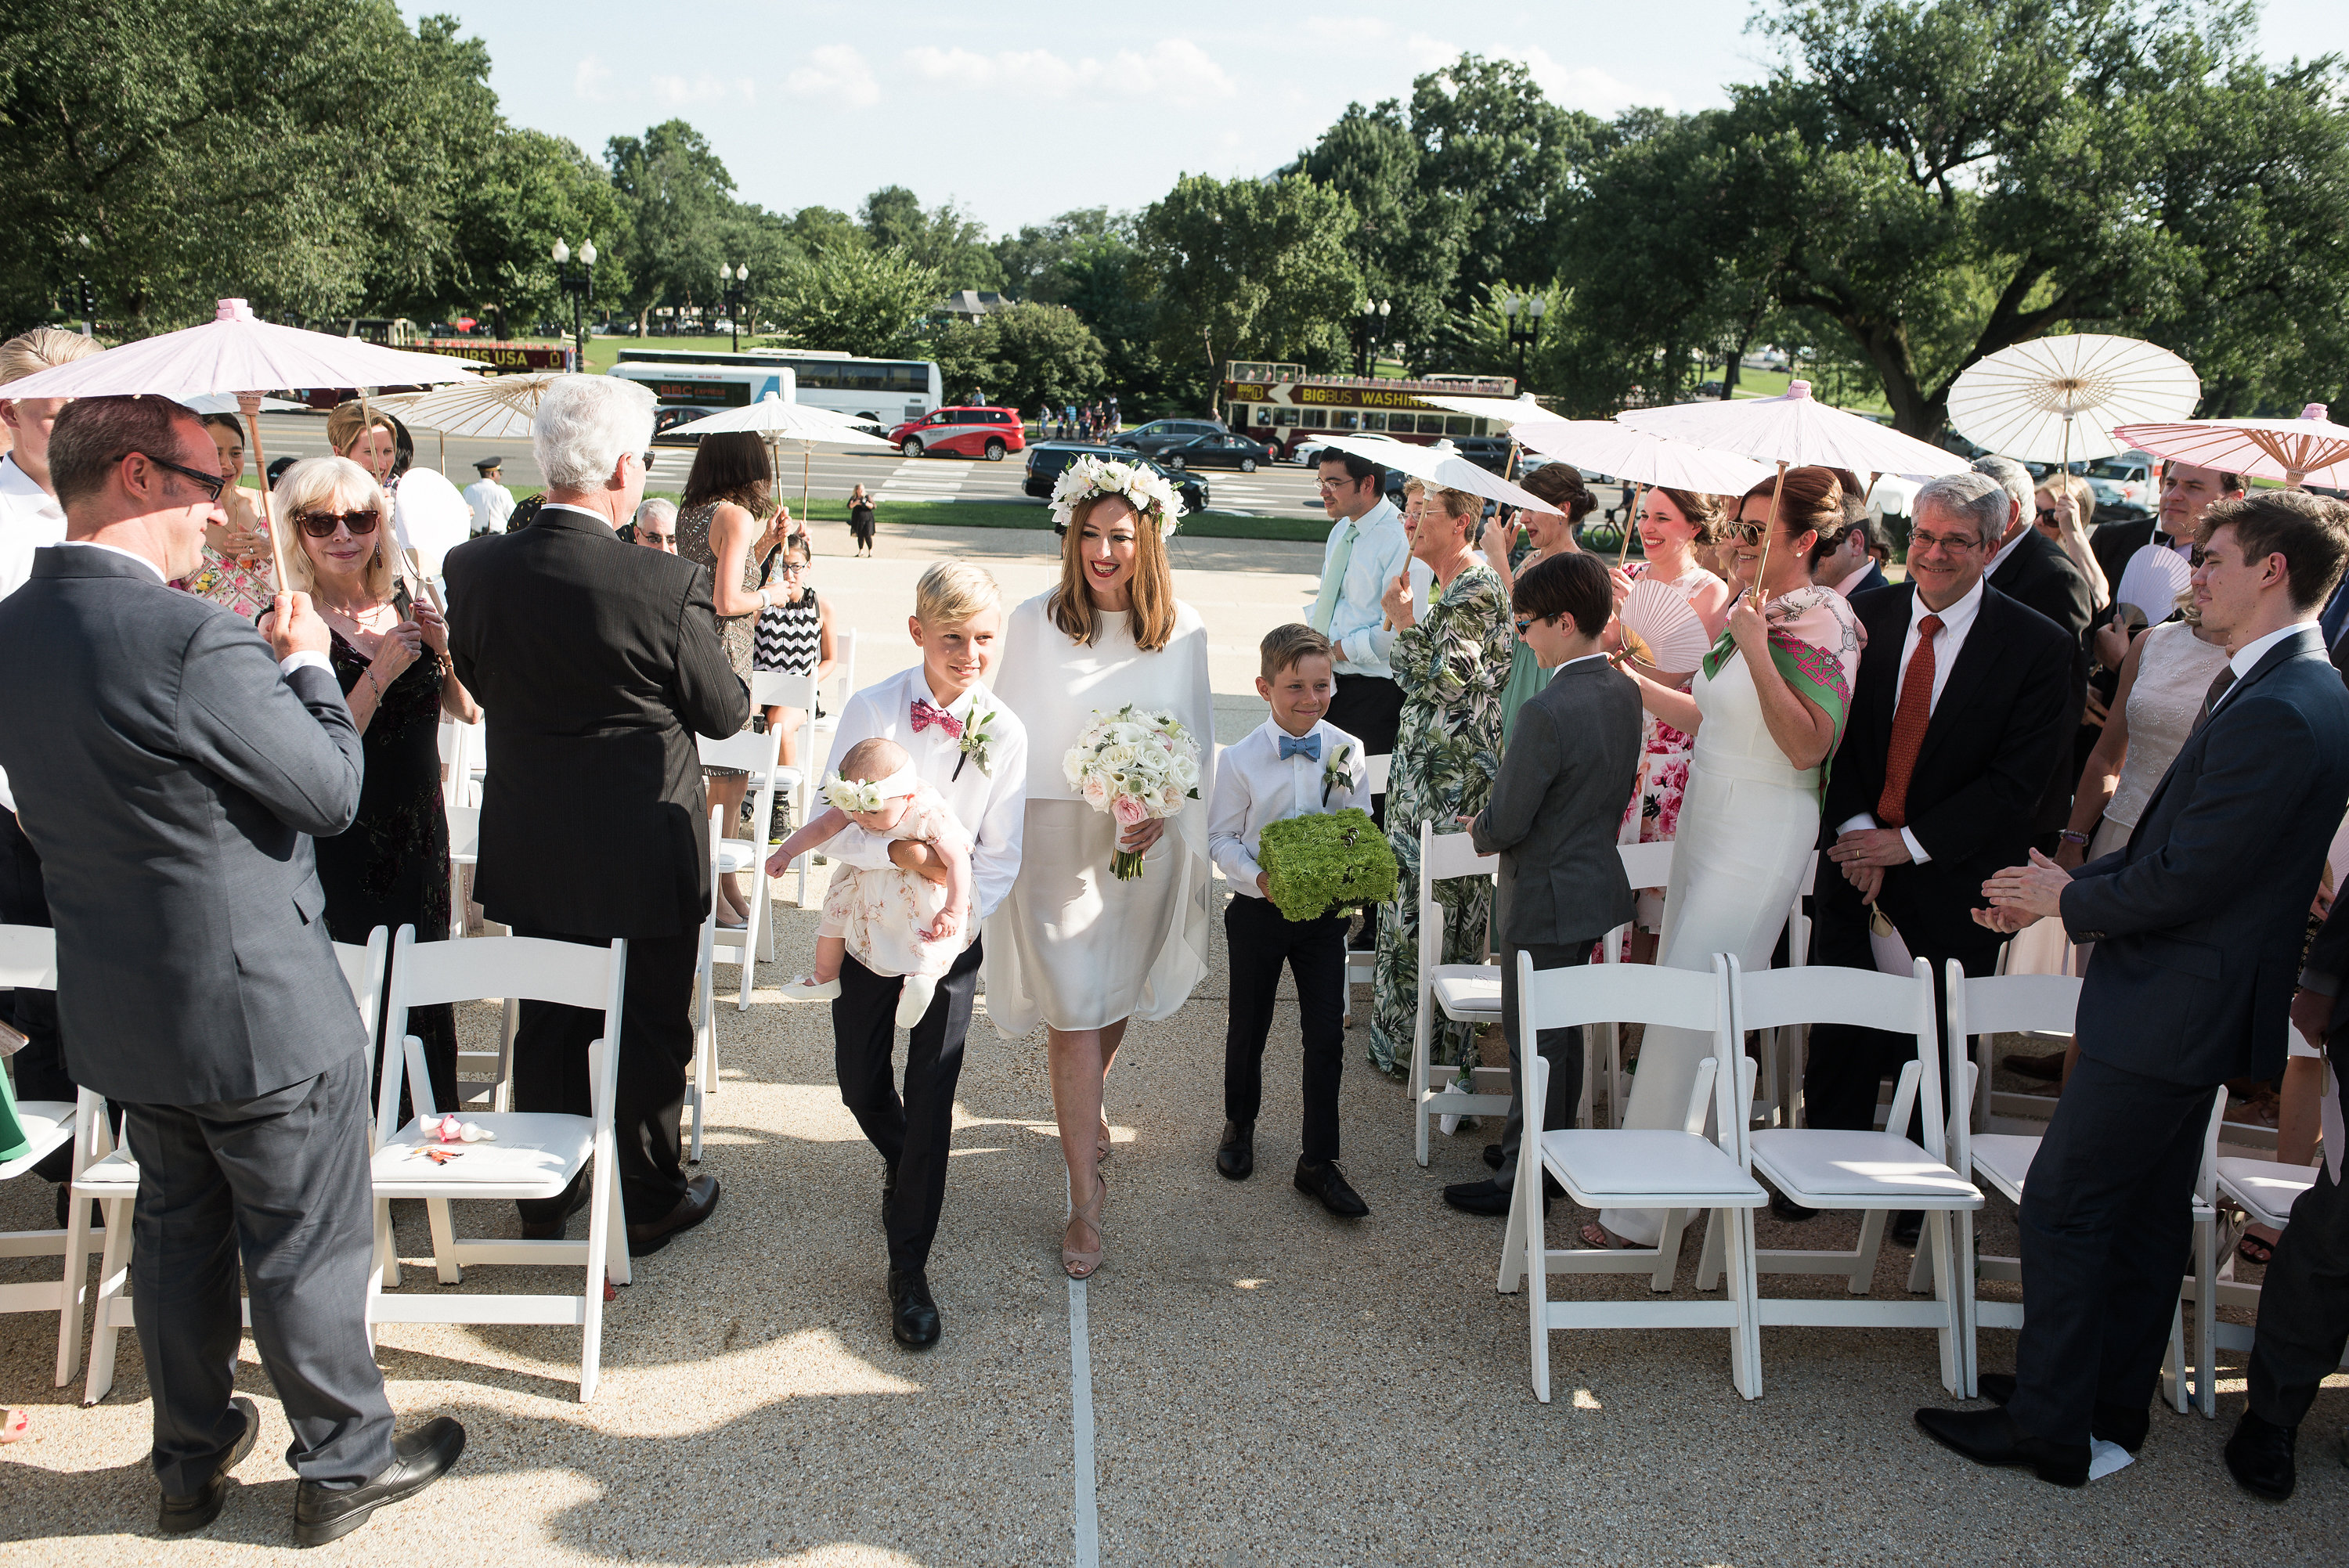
[1063,703,1202,881]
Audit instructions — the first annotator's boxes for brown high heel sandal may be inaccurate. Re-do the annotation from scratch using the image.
[1063,1173,1106,1280]
[1098,1115,1113,1162]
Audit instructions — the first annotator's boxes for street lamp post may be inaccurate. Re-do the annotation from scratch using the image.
[1503,293,1546,386]
[74,233,94,337]
[552,237,597,370]
[720,264,749,352]
[1355,298,1390,378]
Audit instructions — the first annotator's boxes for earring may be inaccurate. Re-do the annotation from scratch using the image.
[370,544,382,568]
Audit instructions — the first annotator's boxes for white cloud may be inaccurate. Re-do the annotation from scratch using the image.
[786,44,879,108]
[1511,45,1669,115]
[573,55,617,103]
[902,39,1236,106]
[650,73,758,107]
[1404,32,1461,71]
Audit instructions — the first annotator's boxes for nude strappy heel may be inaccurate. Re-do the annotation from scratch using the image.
[1063,1173,1106,1280]
[1097,1115,1113,1162]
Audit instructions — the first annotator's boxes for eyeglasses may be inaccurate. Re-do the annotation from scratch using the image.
[778,560,807,575]
[2034,506,2063,523]
[1513,615,1558,636]
[1909,528,1984,553]
[138,453,226,504]
[294,508,381,539]
[1315,477,1367,492]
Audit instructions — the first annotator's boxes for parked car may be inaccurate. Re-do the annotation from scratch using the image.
[1156,431,1275,473]
[1112,417,1229,459]
[1450,434,1513,474]
[1023,443,1208,517]
[1288,430,1403,469]
[2085,449,2156,511]
[888,406,1027,460]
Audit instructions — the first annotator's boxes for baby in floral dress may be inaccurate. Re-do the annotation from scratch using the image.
[769,737,973,1027]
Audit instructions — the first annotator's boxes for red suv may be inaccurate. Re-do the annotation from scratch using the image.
[888,406,1026,460]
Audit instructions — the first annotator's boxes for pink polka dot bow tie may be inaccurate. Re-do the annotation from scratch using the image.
[911,699,964,739]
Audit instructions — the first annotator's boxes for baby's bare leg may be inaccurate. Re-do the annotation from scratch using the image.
[812,935,846,986]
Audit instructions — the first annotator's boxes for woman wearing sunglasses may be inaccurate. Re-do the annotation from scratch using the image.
[260,457,480,1112]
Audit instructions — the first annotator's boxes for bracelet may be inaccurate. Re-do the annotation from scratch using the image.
[364,669,383,703]
[2058,829,2089,845]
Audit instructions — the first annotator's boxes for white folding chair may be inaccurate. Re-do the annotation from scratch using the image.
[1589,840,1676,1131]
[1340,753,1392,1024]
[446,801,480,942]
[67,929,387,1402]
[0,928,85,1379]
[1410,820,1504,1165]
[803,629,857,778]
[701,719,790,1007]
[1734,957,1982,1396]
[438,716,485,809]
[1498,954,1766,1400]
[687,807,724,1163]
[368,926,630,1402]
[2186,1123,2348,1407]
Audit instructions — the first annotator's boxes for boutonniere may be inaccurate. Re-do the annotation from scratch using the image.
[1320,741,1356,807]
[951,707,998,781]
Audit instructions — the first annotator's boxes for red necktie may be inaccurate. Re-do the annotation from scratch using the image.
[1877,612,1943,828]
[910,698,963,739]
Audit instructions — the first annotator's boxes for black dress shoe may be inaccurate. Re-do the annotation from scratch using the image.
[1216,1120,1254,1181]
[293,1415,466,1547]
[1769,1191,1818,1223]
[1888,1209,1923,1246]
[1975,1372,2150,1453]
[2225,1408,2297,1501]
[1442,1174,1559,1217]
[518,1171,591,1242]
[1482,1142,1504,1170]
[158,1396,258,1534]
[1914,1406,2088,1487]
[888,1267,940,1348]
[1294,1158,1369,1217]
[626,1173,720,1256]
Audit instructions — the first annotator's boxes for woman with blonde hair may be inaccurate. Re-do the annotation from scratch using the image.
[260,457,480,1110]
[324,401,472,577]
[986,461,1214,1279]
[0,326,103,597]
[2035,471,2107,608]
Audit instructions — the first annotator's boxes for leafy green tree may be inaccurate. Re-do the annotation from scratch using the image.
[448,129,630,339]
[757,245,942,359]
[1135,174,1363,412]
[859,186,1002,292]
[930,302,1106,413]
[1296,103,1463,369]
[604,120,736,336]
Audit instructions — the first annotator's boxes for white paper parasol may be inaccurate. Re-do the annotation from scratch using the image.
[1947,334,2200,467]
[1511,420,1778,564]
[179,391,308,415]
[1413,392,1553,427]
[2113,543,2192,626]
[667,393,898,510]
[2109,402,2349,489]
[0,299,485,584]
[374,373,561,442]
[1616,380,1970,478]
[1317,433,1550,513]
[1616,579,1712,674]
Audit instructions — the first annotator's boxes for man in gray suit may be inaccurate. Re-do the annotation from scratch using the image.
[0,397,463,1544]
[1445,552,1644,1215]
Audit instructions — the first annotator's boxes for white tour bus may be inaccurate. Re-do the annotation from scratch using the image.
[608,361,797,438]
[613,348,942,428]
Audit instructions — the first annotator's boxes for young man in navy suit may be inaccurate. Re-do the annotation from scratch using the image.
[1917,490,2349,1487]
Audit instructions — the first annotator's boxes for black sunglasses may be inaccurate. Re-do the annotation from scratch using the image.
[139,452,226,504]
[294,508,381,539]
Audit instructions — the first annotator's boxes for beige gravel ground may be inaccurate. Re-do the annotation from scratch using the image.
[2,521,2344,1565]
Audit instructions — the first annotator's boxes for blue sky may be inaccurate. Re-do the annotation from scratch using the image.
[410,1,2349,235]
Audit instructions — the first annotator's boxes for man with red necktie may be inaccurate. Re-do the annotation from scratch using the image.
[1793,471,2075,1217]
[814,562,1027,1349]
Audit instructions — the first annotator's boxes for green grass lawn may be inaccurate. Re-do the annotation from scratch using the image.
[1727,365,1893,416]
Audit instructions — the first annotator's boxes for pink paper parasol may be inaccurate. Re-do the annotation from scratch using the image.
[2109,403,2349,490]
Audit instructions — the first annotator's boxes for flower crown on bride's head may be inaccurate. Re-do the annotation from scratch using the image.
[1048,454,1183,539]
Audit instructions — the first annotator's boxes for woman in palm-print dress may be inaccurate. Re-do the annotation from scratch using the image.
[1366,485,1513,1079]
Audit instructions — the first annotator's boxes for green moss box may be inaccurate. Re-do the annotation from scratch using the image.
[1258,808,1399,922]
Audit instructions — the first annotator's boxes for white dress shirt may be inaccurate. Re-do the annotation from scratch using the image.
[463,477,515,535]
[820,665,1029,921]
[1838,576,1986,864]
[1207,717,1371,897]
[1312,499,1412,679]
[0,455,66,601]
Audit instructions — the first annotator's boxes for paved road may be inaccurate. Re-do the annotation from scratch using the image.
[251,415,1333,518]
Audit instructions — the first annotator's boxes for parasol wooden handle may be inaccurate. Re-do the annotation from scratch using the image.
[1618,482,1646,568]
[1748,460,1789,610]
[243,402,292,590]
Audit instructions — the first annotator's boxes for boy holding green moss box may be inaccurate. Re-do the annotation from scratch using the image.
[1207,623,1373,1218]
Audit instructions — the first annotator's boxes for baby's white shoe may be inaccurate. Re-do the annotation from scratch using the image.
[779,975,842,1003]
[895,975,939,1028]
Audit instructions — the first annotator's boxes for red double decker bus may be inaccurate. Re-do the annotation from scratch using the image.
[1218,362,1518,450]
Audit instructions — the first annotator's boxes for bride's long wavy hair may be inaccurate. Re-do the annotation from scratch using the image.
[1048,491,1178,651]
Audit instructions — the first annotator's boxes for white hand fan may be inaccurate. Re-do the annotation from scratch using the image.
[1615,579,1712,673]
[2114,543,2192,627]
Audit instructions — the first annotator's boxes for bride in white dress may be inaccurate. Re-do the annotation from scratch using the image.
[984,464,1214,1279]
[1594,467,1864,1248]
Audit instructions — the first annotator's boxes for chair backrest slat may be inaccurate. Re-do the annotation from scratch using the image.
[0,924,58,989]
[1951,972,2080,1040]
[394,932,622,1010]
[1365,752,1392,794]
[1734,961,1933,1036]
[1419,820,1496,885]
[1521,958,1719,1035]
[698,725,785,777]
[750,670,817,713]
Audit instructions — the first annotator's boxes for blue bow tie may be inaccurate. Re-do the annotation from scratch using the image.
[1279,732,1322,762]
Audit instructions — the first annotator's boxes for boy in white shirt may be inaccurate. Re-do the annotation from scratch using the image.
[1208,624,1372,1217]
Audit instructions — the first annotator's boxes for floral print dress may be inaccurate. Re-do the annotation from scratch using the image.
[1368,561,1512,1077]
[1620,562,1722,851]
[819,784,974,980]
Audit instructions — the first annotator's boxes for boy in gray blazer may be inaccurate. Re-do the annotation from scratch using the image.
[1445,553,1644,1216]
